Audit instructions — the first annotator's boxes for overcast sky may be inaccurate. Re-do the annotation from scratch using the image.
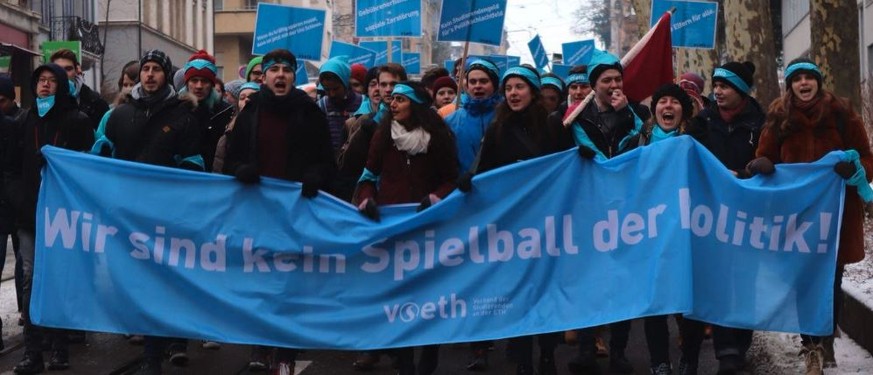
[504,0,596,65]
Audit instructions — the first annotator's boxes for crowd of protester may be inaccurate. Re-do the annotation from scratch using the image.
[0,45,868,375]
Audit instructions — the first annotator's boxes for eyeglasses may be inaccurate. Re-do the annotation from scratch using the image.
[250,70,263,76]
[38,77,57,84]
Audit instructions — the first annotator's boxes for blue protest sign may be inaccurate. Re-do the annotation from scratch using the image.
[437,0,507,46]
[296,59,308,86]
[652,0,718,49]
[444,59,455,74]
[488,55,510,76]
[507,56,521,68]
[252,3,326,59]
[355,0,422,37]
[33,137,841,352]
[330,41,376,68]
[551,64,572,80]
[402,52,421,75]
[527,34,549,69]
[359,40,402,66]
[562,39,595,66]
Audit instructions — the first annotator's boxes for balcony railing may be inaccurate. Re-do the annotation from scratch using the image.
[50,16,105,56]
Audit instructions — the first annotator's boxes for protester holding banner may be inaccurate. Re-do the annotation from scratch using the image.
[224,48,335,373]
[354,81,457,374]
[566,49,649,375]
[630,84,704,375]
[445,58,502,175]
[680,61,765,375]
[49,48,109,131]
[90,49,203,373]
[431,76,458,110]
[755,58,873,374]
[469,65,571,375]
[6,63,95,373]
[181,50,234,173]
[317,56,362,154]
[539,73,565,114]
[355,80,457,218]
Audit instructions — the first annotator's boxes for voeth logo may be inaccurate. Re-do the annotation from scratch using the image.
[383,294,467,323]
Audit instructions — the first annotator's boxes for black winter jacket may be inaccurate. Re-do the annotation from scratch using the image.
[224,87,336,190]
[5,64,94,231]
[193,97,234,172]
[77,83,110,130]
[100,86,202,169]
[694,98,765,172]
[572,99,651,158]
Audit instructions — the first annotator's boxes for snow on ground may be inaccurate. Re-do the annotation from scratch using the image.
[749,331,873,374]
[745,217,873,374]
[842,218,873,310]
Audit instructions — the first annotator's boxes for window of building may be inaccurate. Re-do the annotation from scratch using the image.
[214,0,223,11]
[244,0,259,10]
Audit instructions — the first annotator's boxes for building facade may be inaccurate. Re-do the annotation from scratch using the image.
[781,0,873,82]
[1,0,105,104]
[98,0,213,98]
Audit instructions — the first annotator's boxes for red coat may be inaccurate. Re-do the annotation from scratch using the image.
[757,92,872,264]
[357,123,458,205]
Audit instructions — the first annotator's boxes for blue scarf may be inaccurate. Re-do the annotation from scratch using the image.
[37,95,56,117]
[650,125,677,144]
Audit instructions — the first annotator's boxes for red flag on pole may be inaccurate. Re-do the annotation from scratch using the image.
[563,10,674,126]
[621,11,674,103]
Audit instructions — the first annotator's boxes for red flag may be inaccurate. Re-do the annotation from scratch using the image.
[621,12,674,103]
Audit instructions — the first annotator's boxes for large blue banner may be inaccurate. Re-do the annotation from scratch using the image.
[562,39,595,66]
[437,0,506,46]
[330,41,377,68]
[652,0,718,49]
[355,0,422,38]
[401,52,421,75]
[359,40,402,66]
[527,34,549,70]
[252,3,325,59]
[32,137,841,351]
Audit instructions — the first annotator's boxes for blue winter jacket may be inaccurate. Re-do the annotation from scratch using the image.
[445,94,502,173]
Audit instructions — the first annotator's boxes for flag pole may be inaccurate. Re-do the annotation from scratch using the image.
[563,7,676,127]
[454,41,470,107]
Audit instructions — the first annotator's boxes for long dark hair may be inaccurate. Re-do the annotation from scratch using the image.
[491,72,551,147]
[377,81,450,146]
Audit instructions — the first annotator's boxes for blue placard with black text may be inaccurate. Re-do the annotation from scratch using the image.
[252,3,325,59]
[402,52,421,75]
[437,0,506,46]
[355,0,422,38]
[651,0,718,49]
[562,40,595,66]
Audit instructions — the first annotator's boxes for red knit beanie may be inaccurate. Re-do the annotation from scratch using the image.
[183,49,218,84]
[350,63,367,84]
[432,76,458,95]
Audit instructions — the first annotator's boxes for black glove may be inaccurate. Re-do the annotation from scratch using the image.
[457,172,473,193]
[36,151,46,169]
[577,145,596,160]
[417,196,432,212]
[301,172,320,198]
[358,198,380,222]
[234,164,260,184]
[834,161,856,179]
[745,157,775,176]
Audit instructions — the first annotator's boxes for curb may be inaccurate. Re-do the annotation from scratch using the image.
[839,286,873,354]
